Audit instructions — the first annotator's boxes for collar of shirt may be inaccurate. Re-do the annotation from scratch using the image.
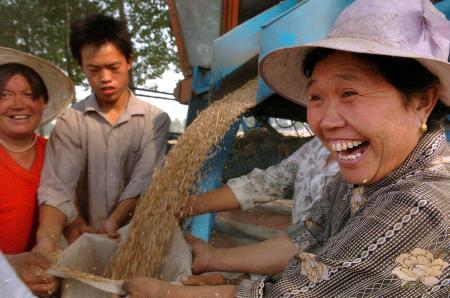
[83,90,146,125]
[317,141,331,162]
[363,129,448,196]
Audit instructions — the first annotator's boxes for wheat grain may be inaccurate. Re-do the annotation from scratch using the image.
[108,79,258,279]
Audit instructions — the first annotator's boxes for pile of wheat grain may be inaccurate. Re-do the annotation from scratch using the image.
[108,79,258,279]
[52,264,109,283]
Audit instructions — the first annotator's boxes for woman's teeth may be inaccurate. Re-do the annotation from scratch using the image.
[10,115,30,120]
[331,140,363,152]
[331,140,366,161]
[340,152,362,160]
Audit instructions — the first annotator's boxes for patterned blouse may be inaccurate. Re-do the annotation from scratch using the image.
[237,129,450,297]
[227,137,339,224]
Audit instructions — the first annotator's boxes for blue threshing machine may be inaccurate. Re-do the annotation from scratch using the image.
[168,0,450,241]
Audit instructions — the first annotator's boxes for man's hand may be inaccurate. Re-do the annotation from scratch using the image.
[64,215,97,244]
[99,216,120,238]
[99,198,137,239]
[7,252,59,297]
[185,233,217,274]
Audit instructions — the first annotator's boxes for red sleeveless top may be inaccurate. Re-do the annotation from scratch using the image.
[0,136,47,254]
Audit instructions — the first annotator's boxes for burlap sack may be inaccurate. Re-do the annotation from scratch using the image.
[59,224,191,297]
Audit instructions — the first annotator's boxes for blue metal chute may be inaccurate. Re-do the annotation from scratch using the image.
[436,0,450,18]
[210,0,299,95]
[189,121,241,241]
[257,0,355,102]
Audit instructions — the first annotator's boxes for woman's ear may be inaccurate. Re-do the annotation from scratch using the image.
[411,85,439,121]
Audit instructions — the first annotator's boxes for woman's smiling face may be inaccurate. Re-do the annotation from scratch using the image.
[306,52,428,185]
[0,74,45,140]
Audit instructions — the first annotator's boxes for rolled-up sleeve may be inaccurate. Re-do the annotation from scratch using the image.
[118,111,170,202]
[226,149,301,210]
[38,110,84,224]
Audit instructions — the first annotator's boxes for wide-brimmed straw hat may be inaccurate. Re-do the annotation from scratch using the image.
[259,0,450,107]
[0,47,74,125]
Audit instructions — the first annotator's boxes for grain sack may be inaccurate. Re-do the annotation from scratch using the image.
[58,224,191,297]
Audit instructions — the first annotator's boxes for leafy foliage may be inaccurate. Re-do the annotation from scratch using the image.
[0,0,177,87]
[123,0,177,86]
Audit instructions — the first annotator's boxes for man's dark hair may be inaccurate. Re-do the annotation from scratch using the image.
[69,13,133,65]
[0,63,48,103]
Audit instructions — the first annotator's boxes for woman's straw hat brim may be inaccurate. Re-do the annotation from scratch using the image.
[0,47,74,125]
[259,37,450,107]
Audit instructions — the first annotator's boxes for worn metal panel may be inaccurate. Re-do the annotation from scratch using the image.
[167,0,192,76]
[175,0,222,68]
[257,0,355,103]
[210,0,299,92]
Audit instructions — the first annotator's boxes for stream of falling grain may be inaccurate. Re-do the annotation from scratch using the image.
[108,79,258,279]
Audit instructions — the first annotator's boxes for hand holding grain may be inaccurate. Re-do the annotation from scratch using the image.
[7,252,59,297]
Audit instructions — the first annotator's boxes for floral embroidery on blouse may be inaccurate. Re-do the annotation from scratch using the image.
[298,252,329,283]
[350,186,366,215]
[391,248,449,287]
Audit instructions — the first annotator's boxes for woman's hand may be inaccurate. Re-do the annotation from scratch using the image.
[64,215,97,244]
[123,277,238,298]
[7,252,59,297]
[185,233,217,274]
[180,273,230,286]
[122,277,173,298]
[33,235,60,255]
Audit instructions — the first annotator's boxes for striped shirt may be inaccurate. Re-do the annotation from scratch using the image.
[38,92,170,228]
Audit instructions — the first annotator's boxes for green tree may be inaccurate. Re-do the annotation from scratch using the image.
[0,0,100,84]
[0,0,177,89]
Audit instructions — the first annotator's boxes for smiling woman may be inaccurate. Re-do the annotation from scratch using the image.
[0,55,73,250]
[121,0,450,297]
[252,0,450,296]
[304,50,443,185]
[0,48,73,296]
[0,63,50,254]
